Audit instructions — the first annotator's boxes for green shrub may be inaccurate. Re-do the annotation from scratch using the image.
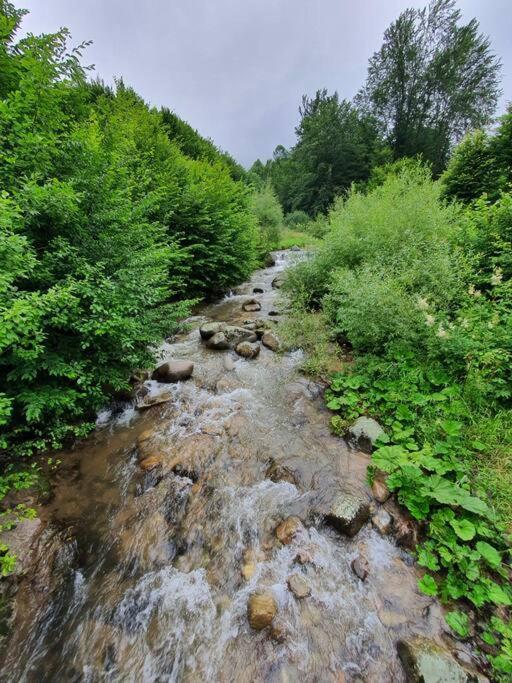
[251,183,283,257]
[284,210,309,228]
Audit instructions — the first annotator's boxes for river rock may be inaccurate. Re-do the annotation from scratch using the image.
[351,554,369,581]
[206,331,231,350]
[253,286,264,294]
[242,298,262,312]
[262,331,280,352]
[268,310,280,317]
[347,417,385,453]
[272,275,285,289]
[397,637,472,682]
[287,573,311,599]
[235,341,260,359]
[325,493,370,537]
[371,479,391,503]
[394,511,420,550]
[371,509,393,536]
[0,517,42,577]
[247,590,277,630]
[135,391,173,410]
[265,253,276,267]
[199,321,224,340]
[290,245,301,252]
[151,360,194,383]
[241,548,265,580]
[275,516,304,545]
[266,460,298,486]
[139,455,162,472]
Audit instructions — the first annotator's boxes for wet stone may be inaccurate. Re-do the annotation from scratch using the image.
[235,341,260,359]
[262,331,280,352]
[253,286,264,294]
[287,573,311,599]
[371,479,391,503]
[325,493,370,537]
[135,392,173,410]
[351,555,369,581]
[199,321,224,340]
[242,298,262,312]
[275,516,304,545]
[151,360,194,383]
[347,417,385,453]
[247,590,277,630]
[372,509,393,536]
[139,455,162,472]
[397,637,472,683]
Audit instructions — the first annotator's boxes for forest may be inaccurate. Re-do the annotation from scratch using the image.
[0,0,511,679]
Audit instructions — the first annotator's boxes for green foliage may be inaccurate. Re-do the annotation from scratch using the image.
[442,105,512,204]
[269,90,384,215]
[284,210,309,229]
[250,183,283,258]
[0,9,257,472]
[357,0,501,173]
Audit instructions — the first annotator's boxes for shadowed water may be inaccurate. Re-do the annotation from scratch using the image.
[1,252,450,682]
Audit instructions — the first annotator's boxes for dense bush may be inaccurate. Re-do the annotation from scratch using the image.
[0,6,257,466]
[250,183,283,258]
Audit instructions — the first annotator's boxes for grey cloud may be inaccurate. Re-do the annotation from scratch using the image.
[20,0,511,166]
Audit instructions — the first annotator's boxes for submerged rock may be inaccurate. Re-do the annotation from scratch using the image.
[372,509,393,536]
[351,555,369,581]
[206,326,257,350]
[275,516,304,545]
[325,493,370,537]
[261,331,280,352]
[235,341,260,359]
[253,286,264,294]
[242,298,261,312]
[347,416,385,453]
[264,253,276,267]
[247,590,277,630]
[139,455,162,472]
[397,637,472,682]
[151,360,194,383]
[287,573,311,599]
[266,460,298,486]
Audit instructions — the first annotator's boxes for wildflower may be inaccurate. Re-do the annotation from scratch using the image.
[416,296,429,311]
[491,267,503,286]
[425,314,435,327]
[460,318,469,329]
[437,325,448,339]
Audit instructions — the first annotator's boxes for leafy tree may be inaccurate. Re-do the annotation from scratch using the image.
[357,0,501,174]
[270,90,383,215]
[251,183,283,256]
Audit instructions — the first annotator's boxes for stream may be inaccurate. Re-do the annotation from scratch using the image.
[1,251,469,682]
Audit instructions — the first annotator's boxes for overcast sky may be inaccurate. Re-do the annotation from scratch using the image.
[19,0,511,167]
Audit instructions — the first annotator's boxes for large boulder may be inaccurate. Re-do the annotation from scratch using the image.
[397,637,473,683]
[242,298,262,313]
[207,326,257,350]
[235,341,260,359]
[262,331,280,352]
[347,416,385,453]
[324,493,370,537]
[151,360,193,383]
[247,590,277,630]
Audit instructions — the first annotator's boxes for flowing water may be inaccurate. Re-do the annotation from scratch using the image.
[2,252,453,682]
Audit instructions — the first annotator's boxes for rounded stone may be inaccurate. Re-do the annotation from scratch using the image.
[247,591,277,630]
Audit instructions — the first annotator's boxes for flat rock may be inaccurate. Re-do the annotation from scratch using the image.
[397,637,472,682]
[261,331,280,351]
[325,493,370,537]
[347,417,385,453]
[287,573,311,599]
[275,516,304,545]
[235,341,260,359]
[151,360,193,383]
[247,590,277,630]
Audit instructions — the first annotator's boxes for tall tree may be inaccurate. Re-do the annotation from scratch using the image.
[271,90,383,215]
[357,0,501,174]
